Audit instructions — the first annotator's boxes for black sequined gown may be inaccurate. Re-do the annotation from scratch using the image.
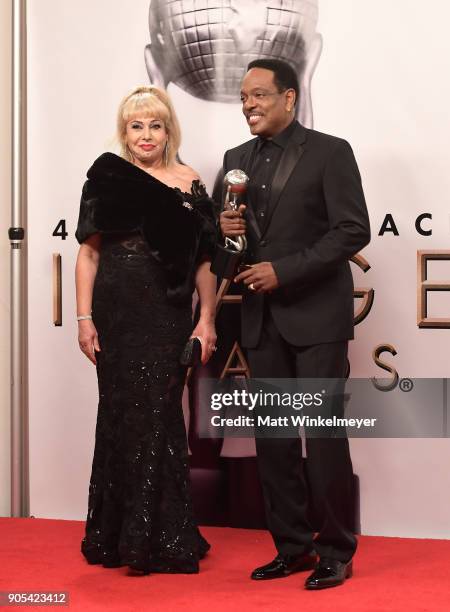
[80,204,210,573]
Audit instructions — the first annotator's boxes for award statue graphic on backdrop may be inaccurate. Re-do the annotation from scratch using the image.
[144,0,322,127]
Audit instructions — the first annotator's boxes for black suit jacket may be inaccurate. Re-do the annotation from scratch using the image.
[218,121,371,348]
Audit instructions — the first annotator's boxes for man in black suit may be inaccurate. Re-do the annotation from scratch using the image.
[219,59,370,590]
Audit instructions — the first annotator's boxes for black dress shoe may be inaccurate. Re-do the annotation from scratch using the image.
[304,558,353,590]
[251,553,317,580]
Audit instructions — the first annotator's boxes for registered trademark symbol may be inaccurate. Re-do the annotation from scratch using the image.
[399,378,414,392]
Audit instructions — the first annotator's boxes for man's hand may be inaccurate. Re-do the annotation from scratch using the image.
[219,204,246,237]
[234,262,279,293]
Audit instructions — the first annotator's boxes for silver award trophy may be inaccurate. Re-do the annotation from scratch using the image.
[212,169,249,279]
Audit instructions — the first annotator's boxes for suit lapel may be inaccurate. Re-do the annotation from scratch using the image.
[261,123,307,237]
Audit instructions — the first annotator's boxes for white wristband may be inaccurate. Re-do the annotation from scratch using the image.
[77,315,92,321]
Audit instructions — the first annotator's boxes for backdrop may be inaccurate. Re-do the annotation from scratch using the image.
[27,0,450,537]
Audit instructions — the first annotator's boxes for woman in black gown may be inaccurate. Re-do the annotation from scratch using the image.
[75,86,217,574]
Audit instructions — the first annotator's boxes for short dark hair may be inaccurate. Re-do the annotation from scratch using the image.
[247,59,299,104]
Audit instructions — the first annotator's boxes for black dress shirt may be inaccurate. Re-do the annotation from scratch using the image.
[249,120,297,228]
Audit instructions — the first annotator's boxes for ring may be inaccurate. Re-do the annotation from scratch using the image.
[212,346,217,352]
[249,283,255,291]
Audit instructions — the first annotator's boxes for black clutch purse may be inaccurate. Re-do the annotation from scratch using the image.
[180,337,202,367]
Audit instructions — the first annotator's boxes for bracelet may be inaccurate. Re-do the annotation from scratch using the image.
[77,315,92,321]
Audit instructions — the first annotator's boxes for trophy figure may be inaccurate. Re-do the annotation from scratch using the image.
[211,169,249,280]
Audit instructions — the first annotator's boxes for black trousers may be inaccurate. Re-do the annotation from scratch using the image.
[247,308,357,563]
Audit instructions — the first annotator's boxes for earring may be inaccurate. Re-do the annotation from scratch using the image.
[125,143,134,162]
[164,139,170,166]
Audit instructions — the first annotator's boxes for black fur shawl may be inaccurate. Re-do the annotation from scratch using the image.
[75,152,217,304]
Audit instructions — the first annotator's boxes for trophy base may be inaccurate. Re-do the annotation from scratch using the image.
[211,244,244,280]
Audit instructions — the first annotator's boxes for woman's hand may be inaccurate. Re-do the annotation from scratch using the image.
[78,319,101,365]
[191,319,217,365]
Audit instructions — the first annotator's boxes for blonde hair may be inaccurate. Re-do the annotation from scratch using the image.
[117,86,181,166]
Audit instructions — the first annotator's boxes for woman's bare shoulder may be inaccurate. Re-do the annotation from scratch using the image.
[175,162,201,182]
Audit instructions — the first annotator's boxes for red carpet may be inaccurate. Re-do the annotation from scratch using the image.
[1,518,449,611]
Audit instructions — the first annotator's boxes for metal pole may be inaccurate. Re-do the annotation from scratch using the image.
[9,0,28,517]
